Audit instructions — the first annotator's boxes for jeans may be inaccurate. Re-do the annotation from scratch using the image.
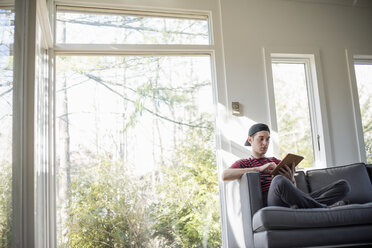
[267,175,350,208]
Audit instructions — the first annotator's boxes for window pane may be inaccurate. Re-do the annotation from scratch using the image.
[272,62,315,168]
[55,56,220,247]
[0,7,14,246]
[56,8,210,45]
[354,63,372,164]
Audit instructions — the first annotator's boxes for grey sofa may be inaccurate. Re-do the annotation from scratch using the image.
[225,162,372,248]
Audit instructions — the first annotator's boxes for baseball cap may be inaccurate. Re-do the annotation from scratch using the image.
[244,123,270,146]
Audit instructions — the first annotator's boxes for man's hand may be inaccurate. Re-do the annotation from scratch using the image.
[278,162,296,184]
[257,162,277,174]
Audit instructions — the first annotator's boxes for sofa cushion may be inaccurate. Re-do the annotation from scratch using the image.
[306,163,372,204]
[254,226,372,248]
[294,170,309,194]
[367,164,372,181]
[252,203,372,232]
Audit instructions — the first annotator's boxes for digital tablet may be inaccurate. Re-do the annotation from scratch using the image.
[270,153,304,176]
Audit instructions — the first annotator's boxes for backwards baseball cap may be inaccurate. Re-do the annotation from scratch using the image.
[244,123,270,146]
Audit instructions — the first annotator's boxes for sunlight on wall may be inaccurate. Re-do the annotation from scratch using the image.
[217,100,279,172]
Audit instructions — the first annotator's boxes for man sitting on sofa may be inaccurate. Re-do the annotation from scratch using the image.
[222,123,350,208]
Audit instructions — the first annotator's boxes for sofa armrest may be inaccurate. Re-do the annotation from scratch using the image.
[224,172,263,248]
[241,172,264,215]
[240,172,263,247]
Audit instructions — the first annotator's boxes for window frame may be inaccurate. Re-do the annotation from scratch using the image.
[54,5,211,45]
[52,4,225,248]
[346,49,372,163]
[12,1,229,246]
[13,0,38,246]
[263,48,332,169]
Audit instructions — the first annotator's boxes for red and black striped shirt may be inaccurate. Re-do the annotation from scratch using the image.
[230,157,281,201]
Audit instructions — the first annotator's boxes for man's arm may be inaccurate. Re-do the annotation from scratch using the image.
[222,162,277,181]
[222,167,258,181]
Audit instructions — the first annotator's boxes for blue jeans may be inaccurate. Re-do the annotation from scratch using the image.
[267,175,350,208]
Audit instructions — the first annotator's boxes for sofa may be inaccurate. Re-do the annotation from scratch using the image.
[224,162,372,248]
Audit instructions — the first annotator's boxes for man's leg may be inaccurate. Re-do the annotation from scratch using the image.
[267,175,326,208]
[309,179,350,206]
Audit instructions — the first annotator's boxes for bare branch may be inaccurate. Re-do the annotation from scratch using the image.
[0,87,12,98]
[84,74,208,129]
[57,18,208,38]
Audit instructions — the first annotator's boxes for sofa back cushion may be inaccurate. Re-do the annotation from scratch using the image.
[306,163,372,204]
[366,164,372,181]
[294,171,309,194]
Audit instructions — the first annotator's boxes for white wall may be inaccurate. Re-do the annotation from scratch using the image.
[219,0,372,166]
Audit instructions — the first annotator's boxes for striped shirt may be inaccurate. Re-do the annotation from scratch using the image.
[230,157,281,202]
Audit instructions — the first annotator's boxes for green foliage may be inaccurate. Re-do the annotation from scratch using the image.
[66,159,153,248]
[353,64,372,163]
[276,99,314,168]
[360,85,372,163]
[152,122,221,248]
[272,64,315,168]
[57,54,220,247]
[63,121,221,248]
[0,162,11,247]
[361,97,372,163]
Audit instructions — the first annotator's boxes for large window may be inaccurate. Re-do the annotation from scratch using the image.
[354,61,372,164]
[0,7,14,247]
[55,7,220,248]
[270,56,322,168]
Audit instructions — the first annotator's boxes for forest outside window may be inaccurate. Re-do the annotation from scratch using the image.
[55,7,220,248]
[270,56,322,169]
[0,7,14,247]
[354,60,372,164]
[56,6,210,45]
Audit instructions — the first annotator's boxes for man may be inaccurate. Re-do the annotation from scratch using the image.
[222,123,350,208]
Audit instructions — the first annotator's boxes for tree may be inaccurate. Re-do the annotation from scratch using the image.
[56,55,221,247]
[359,80,372,163]
[355,64,372,164]
[64,119,221,248]
[0,8,14,247]
[152,120,221,248]
[66,158,154,248]
[272,63,315,168]
[0,161,11,247]
[56,11,219,247]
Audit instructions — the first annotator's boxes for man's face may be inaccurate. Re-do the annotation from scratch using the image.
[248,130,270,156]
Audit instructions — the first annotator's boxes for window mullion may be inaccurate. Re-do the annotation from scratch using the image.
[53,44,215,56]
[13,0,37,247]
[304,60,321,159]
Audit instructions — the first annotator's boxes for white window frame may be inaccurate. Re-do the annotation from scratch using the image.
[13,0,61,247]
[263,48,332,169]
[12,1,228,247]
[13,0,37,247]
[35,13,55,248]
[345,49,372,163]
[51,3,228,248]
